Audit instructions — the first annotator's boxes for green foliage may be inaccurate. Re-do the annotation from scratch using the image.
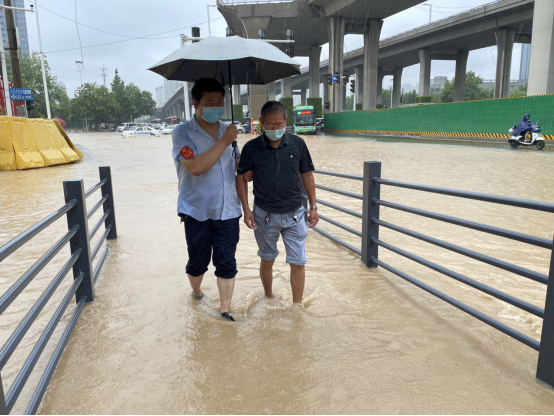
[417,96,431,103]
[356,103,363,110]
[71,82,119,124]
[403,89,418,104]
[307,97,322,118]
[110,69,127,124]
[439,71,494,103]
[382,89,391,106]
[510,83,527,97]
[279,97,293,126]
[376,104,383,109]
[233,104,243,122]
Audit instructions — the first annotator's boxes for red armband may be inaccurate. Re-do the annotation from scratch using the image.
[180,146,194,159]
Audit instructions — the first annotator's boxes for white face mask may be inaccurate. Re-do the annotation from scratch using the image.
[264,127,286,141]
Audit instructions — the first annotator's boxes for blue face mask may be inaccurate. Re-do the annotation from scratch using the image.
[200,106,224,123]
[264,127,286,141]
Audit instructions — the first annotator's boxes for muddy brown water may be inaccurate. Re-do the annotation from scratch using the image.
[1,132,554,414]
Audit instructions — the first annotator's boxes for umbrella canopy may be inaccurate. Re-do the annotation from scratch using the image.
[52,117,67,127]
[148,36,301,85]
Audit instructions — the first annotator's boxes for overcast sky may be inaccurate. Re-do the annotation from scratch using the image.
[18,0,524,97]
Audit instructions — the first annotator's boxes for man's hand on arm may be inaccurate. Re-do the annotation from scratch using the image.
[300,171,319,228]
[180,124,238,177]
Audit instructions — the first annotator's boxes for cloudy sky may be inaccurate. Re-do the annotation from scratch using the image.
[17,0,525,98]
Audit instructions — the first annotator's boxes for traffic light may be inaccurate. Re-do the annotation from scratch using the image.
[192,27,200,42]
[258,29,266,39]
[26,100,35,112]
[226,27,234,37]
[350,79,355,93]
[324,102,330,110]
[400,95,403,103]
[285,29,294,57]
[327,73,332,85]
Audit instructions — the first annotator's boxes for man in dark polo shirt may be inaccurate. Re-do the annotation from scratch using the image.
[236,101,319,305]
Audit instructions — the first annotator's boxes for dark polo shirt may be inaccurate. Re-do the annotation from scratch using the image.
[237,133,314,214]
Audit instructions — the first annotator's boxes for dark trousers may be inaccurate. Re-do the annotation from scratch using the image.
[182,215,240,279]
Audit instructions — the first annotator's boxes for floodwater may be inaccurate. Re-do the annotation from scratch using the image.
[1,131,554,414]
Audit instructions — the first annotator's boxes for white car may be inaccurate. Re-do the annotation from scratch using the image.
[123,126,161,137]
[162,126,175,135]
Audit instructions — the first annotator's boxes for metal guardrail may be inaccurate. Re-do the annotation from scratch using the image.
[312,161,554,387]
[0,166,117,415]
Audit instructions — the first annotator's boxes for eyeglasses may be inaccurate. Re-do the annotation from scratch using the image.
[263,124,286,130]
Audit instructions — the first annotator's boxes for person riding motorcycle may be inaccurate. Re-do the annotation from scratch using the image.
[514,113,532,142]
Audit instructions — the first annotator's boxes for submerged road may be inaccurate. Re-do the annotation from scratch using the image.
[1,132,554,413]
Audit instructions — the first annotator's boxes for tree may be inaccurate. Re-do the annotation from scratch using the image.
[345,94,354,110]
[439,71,494,103]
[111,69,127,125]
[139,90,157,118]
[382,88,391,106]
[71,82,119,124]
[403,89,418,104]
[124,83,143,122]
[510,83,527,97]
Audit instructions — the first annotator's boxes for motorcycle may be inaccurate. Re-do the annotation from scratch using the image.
[508,120,545,150]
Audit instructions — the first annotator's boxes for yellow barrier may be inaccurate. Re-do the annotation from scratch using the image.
[44,119,80,162]
[52,119,84,159]
[1,116,45,169]
[0,116,17,170]
[28,118,66,166]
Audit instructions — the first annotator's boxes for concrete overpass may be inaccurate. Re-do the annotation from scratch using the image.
[217,0,425,117]
[222,0,554,114]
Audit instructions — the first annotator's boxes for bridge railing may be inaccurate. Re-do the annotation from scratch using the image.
[0,166,117,415]
[312,161,554,387]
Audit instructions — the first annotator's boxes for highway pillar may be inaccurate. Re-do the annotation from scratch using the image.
[354,67,363,108]
[377,68,384,105]
[528,0,554,95]
[309,46,322,99]
[363,19,383,110]
[392,68,403,107]
[232,85,241,105]
[453,50,469,102]
[419,49,431,97]
[249,85,268,121]
[324,80,330,114]
[327,16,345,113]
[281,76,292,98]
[495,29,515,98]
[301,89,307,106]
[267,81,276,101]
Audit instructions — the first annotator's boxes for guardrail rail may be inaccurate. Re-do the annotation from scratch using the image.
[311,161,554,387]
[0,166,117,415]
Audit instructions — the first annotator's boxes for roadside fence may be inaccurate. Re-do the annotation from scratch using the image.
[0,166,117,415]
[311,161,554,387]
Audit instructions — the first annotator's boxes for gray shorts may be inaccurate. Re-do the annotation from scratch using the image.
[252,205,308,265]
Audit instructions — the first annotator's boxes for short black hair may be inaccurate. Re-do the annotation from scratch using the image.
[260,101,287,120]
[191,78,225,102]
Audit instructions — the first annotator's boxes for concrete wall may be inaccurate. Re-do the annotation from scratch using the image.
[325,95,554,135]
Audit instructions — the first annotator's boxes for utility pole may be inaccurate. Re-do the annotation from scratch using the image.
[100,64,107,87]
[34,0,51,118]
[207,5,216,37]
[4,0,27,117]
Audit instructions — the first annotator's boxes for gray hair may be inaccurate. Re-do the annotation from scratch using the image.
[260,101,287,120]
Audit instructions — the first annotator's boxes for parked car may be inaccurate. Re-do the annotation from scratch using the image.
[123,126,161,137]
[162,125,175,135]
[316,118,324,132]
[233,121,246,134]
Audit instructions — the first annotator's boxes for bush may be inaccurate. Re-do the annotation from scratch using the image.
[356,103,363,111]
[307,98,322,118]
[279,97,294,126]
[376,104,383,109]
[417,96,431,103]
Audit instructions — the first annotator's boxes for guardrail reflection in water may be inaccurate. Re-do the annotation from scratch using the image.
[0,166,117,415]
[311,161,554,387]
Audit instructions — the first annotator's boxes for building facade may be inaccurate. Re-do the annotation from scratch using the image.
[155,86,164,108]
[0,0,30,56]
[164,79,181,106]
[430,76,448,94]
[519,43,531,82]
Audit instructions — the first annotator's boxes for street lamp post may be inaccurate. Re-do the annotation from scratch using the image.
[34,0,51,118]
[421,3,432,24]
[207,5,216,37]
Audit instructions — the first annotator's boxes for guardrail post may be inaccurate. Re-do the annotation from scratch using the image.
[536,243,554,386]
[0,373,7,415]
[361,161,381,267]
[63,179,95,303]
[99,166,117,240]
